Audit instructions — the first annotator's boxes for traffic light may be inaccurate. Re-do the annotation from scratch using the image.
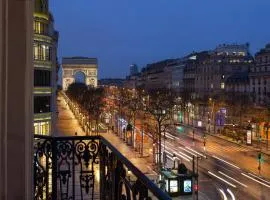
[194,184,199,193]
[257,152,264,163]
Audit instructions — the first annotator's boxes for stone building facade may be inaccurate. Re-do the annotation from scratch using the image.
[249,44,270,105]
[194,44,253,99]
[62,57,98,90]
[33,0,58,135]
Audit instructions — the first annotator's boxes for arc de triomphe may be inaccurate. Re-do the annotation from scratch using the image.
[62,57,98,90]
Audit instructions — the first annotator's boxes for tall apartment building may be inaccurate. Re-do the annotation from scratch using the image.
[33,0,58,135]
[250,43,270,105]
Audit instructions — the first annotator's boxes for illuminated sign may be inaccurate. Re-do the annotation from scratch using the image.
[198,121,202,127]
[170,180,178,193]
[183,180,192,193]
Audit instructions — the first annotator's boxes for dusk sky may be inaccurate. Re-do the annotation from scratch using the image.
[50,0,270,79]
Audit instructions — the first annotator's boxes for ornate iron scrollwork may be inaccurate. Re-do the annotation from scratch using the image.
[34,138,53,200]
[34,136,170,200]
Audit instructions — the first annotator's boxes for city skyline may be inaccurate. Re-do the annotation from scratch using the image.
[50,0,270,78]
[2,0,270,199]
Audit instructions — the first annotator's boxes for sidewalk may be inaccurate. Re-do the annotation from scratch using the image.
[56,94,158,178]
[55,96,84,136]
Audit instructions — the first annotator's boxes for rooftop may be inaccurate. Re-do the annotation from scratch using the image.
[62,57,98,65]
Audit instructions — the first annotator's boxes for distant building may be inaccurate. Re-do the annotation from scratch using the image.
[62,57,98,90]
[194,44,253,99]
[183,52,209,99]
[125,73,140,89]
[140,59,176,90]
[250,43,270,105]
[98,78,125,87]
[129,64,139,76]
[168,59,186,94]
[215,43,250,56]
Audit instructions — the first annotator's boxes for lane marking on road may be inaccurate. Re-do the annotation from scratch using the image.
[185,146,206,158]
[219,189,228,200]
[178,147,197,157]
[165,133,176,140]
[241,173,270,188]
[167,155,173,160]
[166,132,178,140]
[174,151,192,161]
[212,155,240,169]
[161,144,191,162]
[248,173,270,185]
[227,189,235,200]
[208,171,237,188]
[218,171,248,188]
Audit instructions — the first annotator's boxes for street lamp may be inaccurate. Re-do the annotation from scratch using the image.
[140,105,147,157]
[207,112,210,133]
[192,130,195,146]
[246,121,252,145]
[232,123,235,140]
[203,133,206,156]
[264,122,269,151]
[172,153,177,169]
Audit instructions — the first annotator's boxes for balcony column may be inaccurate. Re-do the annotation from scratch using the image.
[0,0,33,199]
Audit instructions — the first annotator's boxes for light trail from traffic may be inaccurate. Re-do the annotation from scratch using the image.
[208,171,237,188]
[219,189,228,200]
[227,188,235,200]
[212,155,240,169]
[241,173,270,188]
[248,172,270,184]
[218,171,248,188]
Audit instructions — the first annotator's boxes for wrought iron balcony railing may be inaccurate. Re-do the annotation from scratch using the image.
[34,135,171,200]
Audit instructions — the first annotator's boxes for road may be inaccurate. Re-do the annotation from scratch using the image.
[58,93,270,199]
[159,126,270,200]
[121,117,270,200]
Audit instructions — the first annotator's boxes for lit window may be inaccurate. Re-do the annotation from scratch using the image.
[34,45,39,60]
[34,121,50,135]
[33,44,51,61]
[221,82,225,89]
[238,52,246,56]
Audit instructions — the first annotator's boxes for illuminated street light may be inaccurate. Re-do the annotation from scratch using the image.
[264,122,269,151]
[246,122,252,145]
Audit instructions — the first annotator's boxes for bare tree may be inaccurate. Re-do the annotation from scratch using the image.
[146,89,176,169]
[126,89,145,148]
[82,87,105,135]
[114,87,130,139]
